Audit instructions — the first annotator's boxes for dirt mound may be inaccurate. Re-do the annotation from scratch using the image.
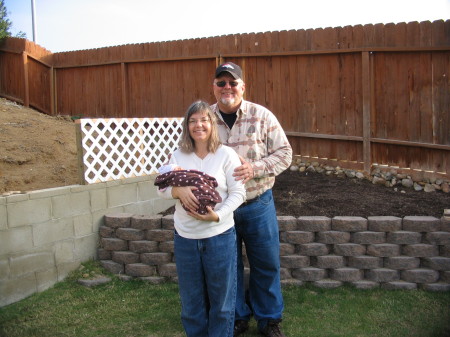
[0,98,78,194]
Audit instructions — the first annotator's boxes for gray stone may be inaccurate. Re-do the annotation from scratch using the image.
[366,268,400,282]
[116,228,145,241]
[348,256,382,269]
[317,231,350,244]
[280,255,310,269]
[368,216,402,232]
[401,178,414,188]
[401,269,439,283]
[421,257,450,271]
[384,256,420,270]
[351,231,386,244]
[281,279,304,287]
[158,263,178,278]
[351,280,379,289]
[334,243,366,256]
[313,279,343,289]
[330,268,363,282]
[100,260,124,274]
[77,276,112,287]
[424,232,450,245]
[112,251,140,264]
[101,238,128,251]
[332,216,367,232]
[297,216,331,231]
[367,244,400,257]
[422,283,450,292]
[125,263,156,277]
[292,267,327,281]
[129,240,159,253]
[140,252,172,265]
[131,214,162,230]
[140,276,166,284]
[402,244,439,257]
[402,216,440,232]
[280,243,295,255]
[387,231,422,245]
[159,241,175,253]
[381,281,417,290]
[282,231,315,244]
[161,215,175,230]
[278,216,298,231]
[315,255,345,269]
[104,213,132,228]
[146,229,174,242]
[296,243,329,256]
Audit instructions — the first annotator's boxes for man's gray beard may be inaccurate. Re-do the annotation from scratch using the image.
[220,97,235,106]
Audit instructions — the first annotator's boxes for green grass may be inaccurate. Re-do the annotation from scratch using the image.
[1,261,449,337]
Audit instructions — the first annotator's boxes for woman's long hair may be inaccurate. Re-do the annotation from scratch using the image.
[178,100,221,154]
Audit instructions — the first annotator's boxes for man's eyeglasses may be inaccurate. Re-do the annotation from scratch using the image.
[215,81,240,88]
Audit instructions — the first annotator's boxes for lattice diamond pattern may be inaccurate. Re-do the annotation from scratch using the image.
[79,118,183,184]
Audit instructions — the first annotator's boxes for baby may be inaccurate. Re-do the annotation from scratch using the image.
[154,164,222,215]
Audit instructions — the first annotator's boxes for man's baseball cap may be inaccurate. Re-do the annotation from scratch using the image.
[215,62,242,80]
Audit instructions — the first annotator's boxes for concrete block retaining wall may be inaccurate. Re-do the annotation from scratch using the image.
[0,176,175,307]
[99,214,450,291]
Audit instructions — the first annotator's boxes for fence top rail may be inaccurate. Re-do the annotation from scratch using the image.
[75,117,184,124]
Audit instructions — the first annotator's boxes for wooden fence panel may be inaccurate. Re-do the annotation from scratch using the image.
[0,52,24,102]
[1,21,449,179]
[56,64,123,118]
[372,51,447,144]
[28,58,51,113]
[127,59,215,118]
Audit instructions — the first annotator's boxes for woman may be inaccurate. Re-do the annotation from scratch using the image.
[156,100,246,337]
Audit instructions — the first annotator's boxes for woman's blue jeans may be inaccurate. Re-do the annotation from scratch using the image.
[234,189,284,331]
[174,227,237,337]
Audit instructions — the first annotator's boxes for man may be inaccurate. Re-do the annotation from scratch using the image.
[211,62,293,337]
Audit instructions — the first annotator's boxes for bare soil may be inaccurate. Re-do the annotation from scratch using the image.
[273,170,449,218]
[0,98,79,194]
[1,98,448,218]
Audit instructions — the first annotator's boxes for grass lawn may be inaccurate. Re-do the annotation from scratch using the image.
[1,261,449,337]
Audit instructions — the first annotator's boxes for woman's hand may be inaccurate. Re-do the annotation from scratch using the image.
[233,155,254,184]
[171,186,199,212]
[187,206,219,222]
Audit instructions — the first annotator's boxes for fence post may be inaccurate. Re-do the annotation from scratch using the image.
[362,51,372,175]
[22,52,29,107]
[50,66,55,115]
[75,120,87,185]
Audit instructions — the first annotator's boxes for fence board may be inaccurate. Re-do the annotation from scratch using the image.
[28,58,51,113]
[432,51,450,145]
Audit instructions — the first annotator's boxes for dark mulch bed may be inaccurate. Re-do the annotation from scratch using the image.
[273,170,449,218]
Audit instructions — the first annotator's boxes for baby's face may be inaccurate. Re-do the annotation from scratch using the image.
[174,166,182,171]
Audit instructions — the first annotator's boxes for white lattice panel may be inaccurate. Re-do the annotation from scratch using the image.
[77,118,184,184]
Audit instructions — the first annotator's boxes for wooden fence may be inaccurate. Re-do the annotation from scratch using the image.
[0,20,449,180]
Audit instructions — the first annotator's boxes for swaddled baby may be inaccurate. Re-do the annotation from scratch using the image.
[154,164,222,215]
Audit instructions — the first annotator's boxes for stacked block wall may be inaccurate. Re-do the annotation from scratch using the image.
[99,213,450,291]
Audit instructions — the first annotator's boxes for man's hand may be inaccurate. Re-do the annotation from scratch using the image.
[233,156,254,184]
[171,186,199,212]
[187,206,219,222]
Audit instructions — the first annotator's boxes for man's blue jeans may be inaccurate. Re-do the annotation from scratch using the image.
[234,189,284,331]
[174,227,237,337]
